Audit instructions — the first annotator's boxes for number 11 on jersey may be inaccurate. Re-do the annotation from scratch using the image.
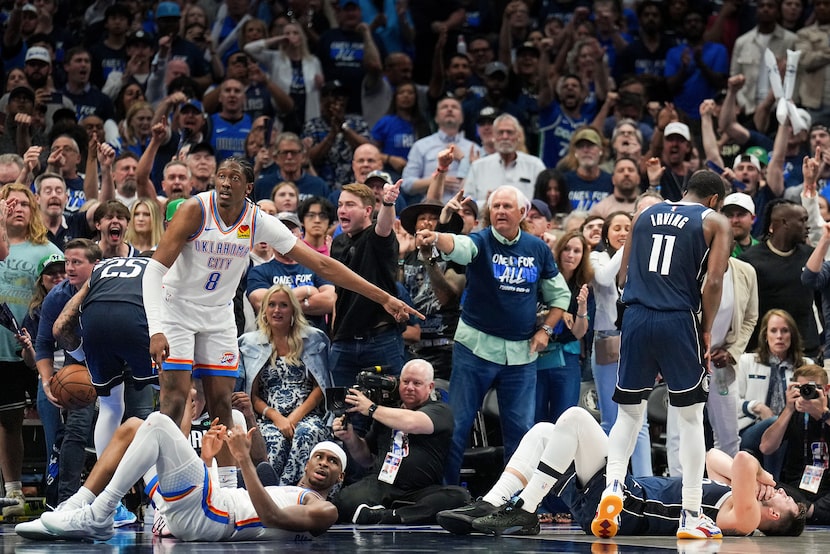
[648,234,676,276]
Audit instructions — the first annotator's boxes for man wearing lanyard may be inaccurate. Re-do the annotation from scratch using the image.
[332,359,470,524]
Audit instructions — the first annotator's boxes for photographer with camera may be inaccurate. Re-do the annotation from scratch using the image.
[760,365,830,508]
[331,359,470,524]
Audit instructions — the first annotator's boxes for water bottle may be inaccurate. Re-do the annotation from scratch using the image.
[457,34,467,55]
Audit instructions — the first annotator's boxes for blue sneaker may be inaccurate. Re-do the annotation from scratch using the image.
[113,502,136,528]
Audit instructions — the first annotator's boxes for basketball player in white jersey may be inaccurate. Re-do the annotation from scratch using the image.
[142,156,417,488]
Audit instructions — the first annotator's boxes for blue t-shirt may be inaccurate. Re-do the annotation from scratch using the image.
[246,260,332,331]
[460,229,559,341]
[564,170,613,212]
[371,115,415,160]
[664,42,728,120]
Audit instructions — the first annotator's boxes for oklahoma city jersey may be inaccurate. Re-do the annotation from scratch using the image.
[224,485,320,541]
[163,191,297,306]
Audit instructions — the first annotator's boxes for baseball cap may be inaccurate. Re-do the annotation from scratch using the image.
[722,192,755,216]
[664,122,691,141]
[484,61,509,78]
[321,80,348,97]
[179,99,204,113]
[9,86,35,103]
[310,441,347,471]
[744,146,769,166]
[516,42,540,57]
[277,211,302,229]
[188,142,214,156]
[461,197,479,219]
[156,1,181,18]
[572,127,603,147]
[530,199,553,221]
[24,46,51,65]
[733,154,761,172]
[38,253,65,276]
[477,106,499,124]
[21,3,36,14]
[126,30,155,48]
[365,169,392,187]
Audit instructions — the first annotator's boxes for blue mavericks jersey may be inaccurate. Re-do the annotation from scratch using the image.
[83,257,148,308]
[622,202,711,312]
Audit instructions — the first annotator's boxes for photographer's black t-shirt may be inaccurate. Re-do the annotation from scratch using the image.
[364,400,453,491]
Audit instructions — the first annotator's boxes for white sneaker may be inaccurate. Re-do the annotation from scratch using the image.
[15,519,58,541]
[2,490,26,517]
[676,509,723,540]
[591,480,624,538]
[40,504,114,541]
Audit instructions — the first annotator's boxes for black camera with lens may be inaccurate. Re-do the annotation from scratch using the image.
[799,382,819,400]
[325,366,399,417]
[354,365,399,407]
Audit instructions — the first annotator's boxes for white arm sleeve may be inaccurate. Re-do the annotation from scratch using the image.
[142,258,169,337]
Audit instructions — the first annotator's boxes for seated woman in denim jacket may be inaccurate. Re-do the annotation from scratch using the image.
[237,284,334,486]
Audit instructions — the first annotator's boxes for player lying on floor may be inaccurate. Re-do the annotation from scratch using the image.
[16,413,344,542]
[437,406,807,538]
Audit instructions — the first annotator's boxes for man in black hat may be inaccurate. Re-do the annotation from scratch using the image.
[303,80,371,189]
[185,142,216,193]
[398,198,464,379]
[0,86,47,156]
[461,61,525,141]
[101,30,155,97]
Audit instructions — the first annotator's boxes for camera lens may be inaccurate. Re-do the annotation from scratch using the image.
[799,382,819,400]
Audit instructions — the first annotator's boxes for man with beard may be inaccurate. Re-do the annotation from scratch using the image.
[538,74,593,168]
[35,172,97,250]
[460,62,526,143]
[22,46,75,135]
[463,114,545,204]
[739,199,819,357]
[590,157,642,218]
[731,153,779,237]
[403,96,479,204]
[563,127,613,212]
[665,10,728,122]
[94,201,138,258]
[721,192,759,257]
[650,121,693,201]
[106,153,140,210]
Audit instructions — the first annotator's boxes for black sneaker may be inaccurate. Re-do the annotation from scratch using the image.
[471,499,541,536]
[437,499,501,535]
[352,504,387,524]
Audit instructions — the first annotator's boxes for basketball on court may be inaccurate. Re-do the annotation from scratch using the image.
[49,364,96,410]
